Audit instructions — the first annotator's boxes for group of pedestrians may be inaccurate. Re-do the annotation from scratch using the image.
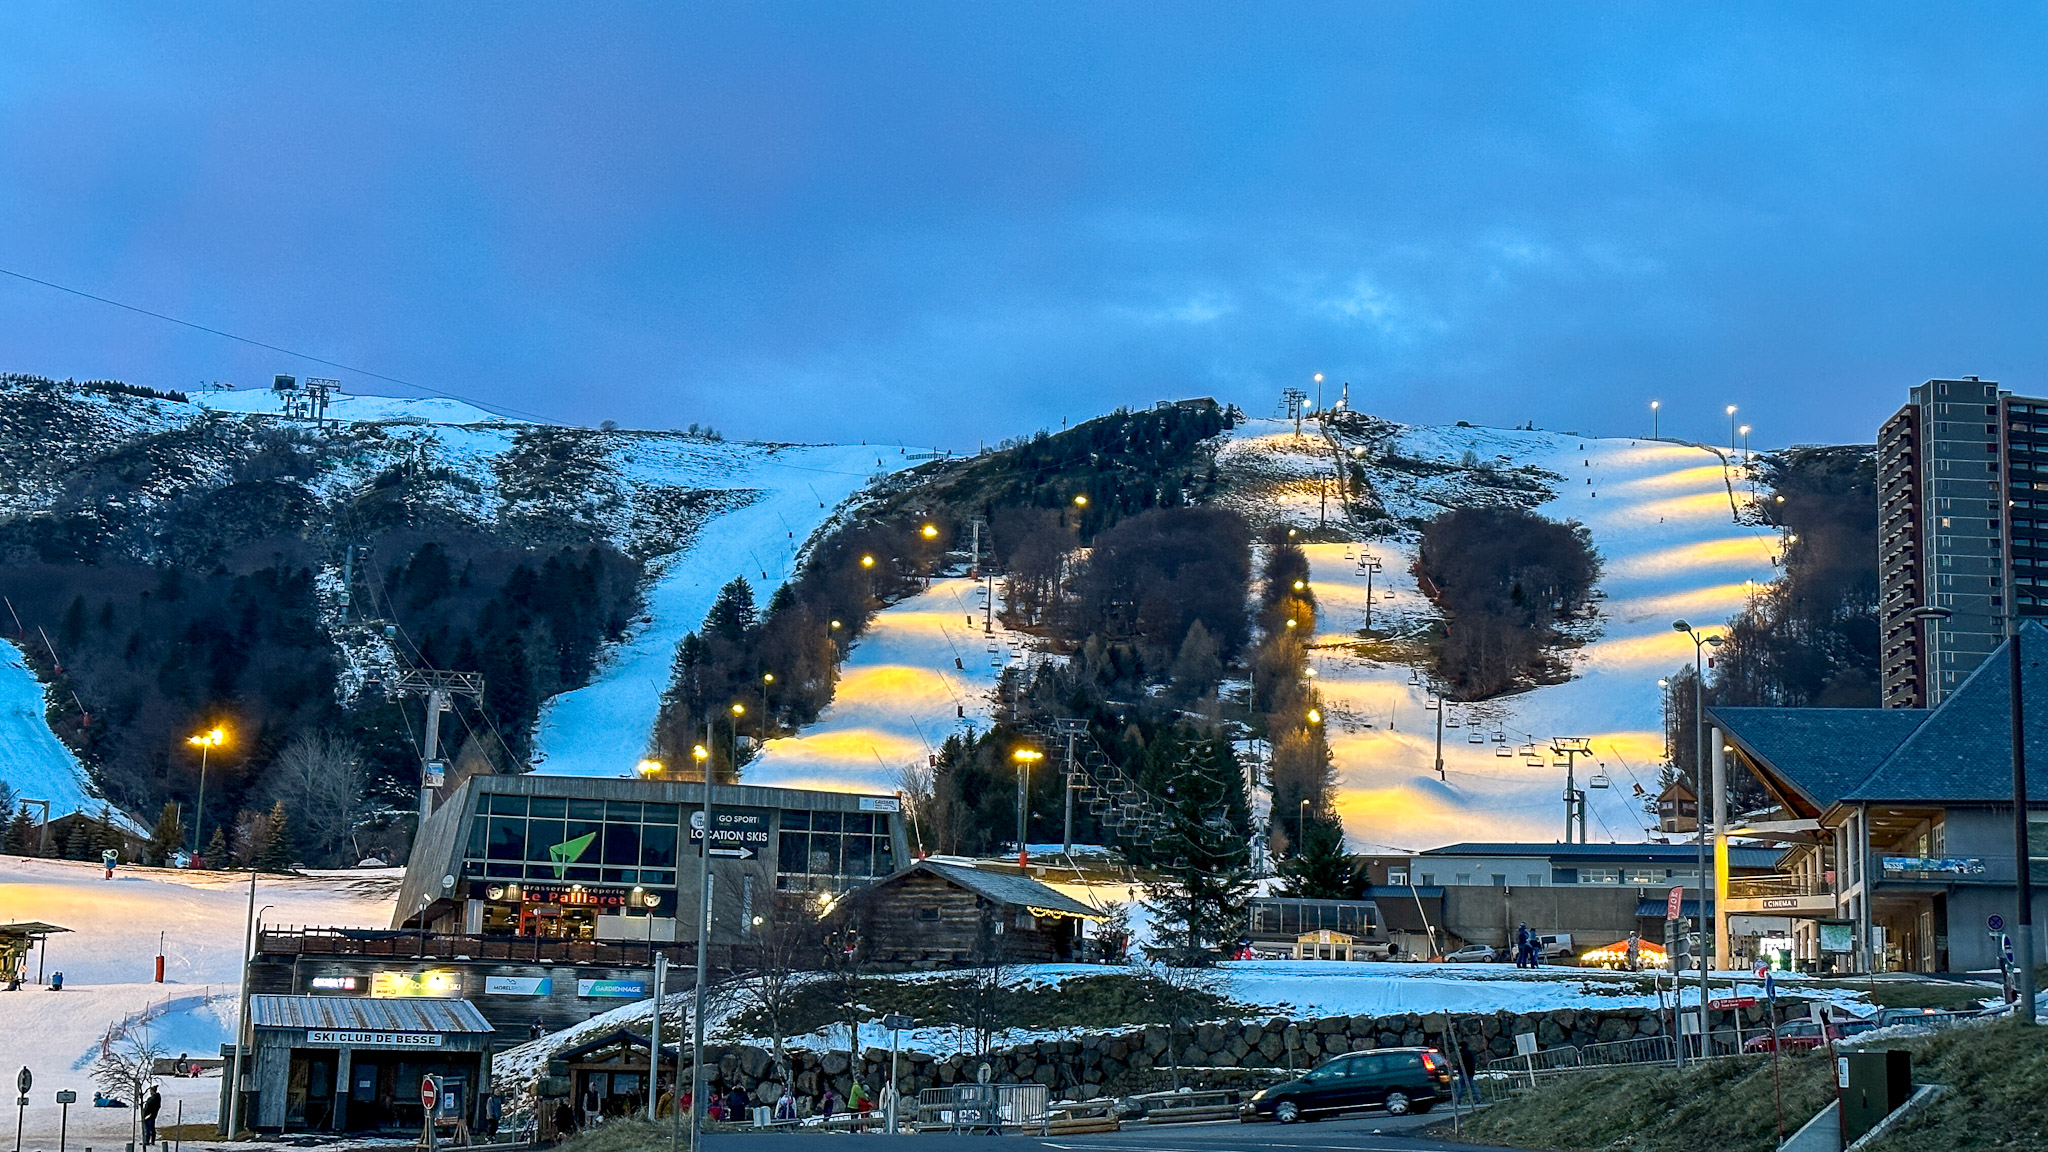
[1511,923,1541,968]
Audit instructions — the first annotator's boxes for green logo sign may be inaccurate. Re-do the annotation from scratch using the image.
[548,832,597,878]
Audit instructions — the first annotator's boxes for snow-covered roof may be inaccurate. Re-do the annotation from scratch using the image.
[877,860,1105,920]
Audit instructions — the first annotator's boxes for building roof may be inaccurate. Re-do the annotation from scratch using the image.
[0,922,70,938]
[1706,707,1927,810]
[875,860,1104,920]
[1417,842,1783,868]
[1711,621,2048,811]
[249,995,495,1034]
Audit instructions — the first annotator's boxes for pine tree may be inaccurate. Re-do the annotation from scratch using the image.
[704,577,757,645]
[203,825,230,868]
[256,801,297,871]
[144,803,183,866]
[1142,733,1254,965]
[1276,819,1361,899]
[62,818,91,861]
[3,806,35,855]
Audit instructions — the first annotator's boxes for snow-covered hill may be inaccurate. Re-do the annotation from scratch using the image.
[1215,418,1779,849]
[0,645,138,828]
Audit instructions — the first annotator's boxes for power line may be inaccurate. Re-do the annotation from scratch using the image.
[0,264,560,423]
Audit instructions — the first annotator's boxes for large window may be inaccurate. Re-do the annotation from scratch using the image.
[462,792,679,888]
[776,810,895,890]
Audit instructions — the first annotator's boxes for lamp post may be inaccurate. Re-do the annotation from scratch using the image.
[1739,424,1751,464]
[1298,799,1310,855]
[1726,405,1738,453]
[186,726,226,863]
[225,870,257,1137]
[2009,613,2038,1023]
[637,759,663,780]
[1013,749,1044,869]
[1673,621,1723,1057]
[1651,400,1660,440]
[760,672,775,730]
[728,703,744,781]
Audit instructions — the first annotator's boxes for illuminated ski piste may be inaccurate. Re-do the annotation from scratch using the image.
[1221,420,1782,850]
[745,575,1035,794]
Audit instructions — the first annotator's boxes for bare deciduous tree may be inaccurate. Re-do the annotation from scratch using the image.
[264,731,371,866]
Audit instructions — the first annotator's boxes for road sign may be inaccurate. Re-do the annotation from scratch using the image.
[1709,996,1757,1010]
[707,847,755,859]
[16,1067,28,1094]
[420,1075,439,1110]
[54,1091,74,1105]
[882,1014,914,1031]
[1990,914,2006,932]
[1666,886,1684,921]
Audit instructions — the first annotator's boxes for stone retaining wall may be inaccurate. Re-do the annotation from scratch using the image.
[641,1004,1735,1108]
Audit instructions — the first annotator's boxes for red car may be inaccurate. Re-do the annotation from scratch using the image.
[1743,1019,1874,1053]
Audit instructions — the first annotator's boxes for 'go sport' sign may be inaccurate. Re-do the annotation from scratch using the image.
[306,1030,443,1048]
[687,808,771,848]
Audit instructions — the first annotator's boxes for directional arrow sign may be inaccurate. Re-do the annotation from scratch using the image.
[708,847,755,859]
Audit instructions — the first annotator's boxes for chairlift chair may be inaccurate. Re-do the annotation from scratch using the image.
[1495,744,1513,758]
[1467,730,1484,744]
[1589,767,1612,789]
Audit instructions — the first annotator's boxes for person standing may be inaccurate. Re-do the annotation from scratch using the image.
[141,1085,161,1146]
[1625,931,1641,973]
[726,1088,748,1125]
[580,1081,602,1130]
[484,1092,503,1137]
[821,1086,839,1124]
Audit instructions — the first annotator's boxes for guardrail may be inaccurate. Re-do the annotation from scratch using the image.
[1480,1029,1747,1087]
[915,1084,1050,1134]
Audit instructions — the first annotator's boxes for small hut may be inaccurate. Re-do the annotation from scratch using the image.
[851,860,1104,967]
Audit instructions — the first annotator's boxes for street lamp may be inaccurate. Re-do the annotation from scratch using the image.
[920,523,938,539]
[1298,798,1310,855]
[729,702,745,780]
[1013,748,1044,869]
[1073,494,1088,507]
[1672,620,1722,1059]
[637,759,663,779]
[1651,400,1661,440]
[186,726,227,863]
[1725,405,1738,453]
[1305,708,1322,725]
[761,671,775,726]
[1739,424,1751,463]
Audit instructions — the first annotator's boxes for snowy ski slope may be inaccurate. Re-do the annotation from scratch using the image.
[0,644,143,829]
[0,857,399,1144]
[745,576,1037,793]
[1219,419,1781,850]
[531,442,919,776]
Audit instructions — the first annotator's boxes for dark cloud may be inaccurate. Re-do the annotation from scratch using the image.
[2,4,2044,447]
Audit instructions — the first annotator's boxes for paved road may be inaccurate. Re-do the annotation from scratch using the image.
[694,1114,1534,1152]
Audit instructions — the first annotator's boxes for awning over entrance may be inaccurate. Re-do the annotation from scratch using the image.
[250,995,495,1034]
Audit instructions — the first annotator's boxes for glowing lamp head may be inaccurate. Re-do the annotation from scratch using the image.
[1292,579,1305,591]
[1306,708,1322,724]
[860,554,875,568]
[731,702,746,716]
[921,524,938,538]
[1726,405,1737,416]
[1073,494,1088,507]
[1012,748,1044,763]
[636,758,662,777]
[829,619,842,629]
[763,672,775,684]
[1313,372,1324,383]
[1651,400,1660,410]
[187,726,227,749]
[1285,618,1297,628]
[692,744,709,761]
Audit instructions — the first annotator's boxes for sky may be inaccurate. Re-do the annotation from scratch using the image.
[3,5,2046,449]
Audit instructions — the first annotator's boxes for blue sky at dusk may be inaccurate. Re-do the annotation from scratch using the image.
[3,5,2045,447]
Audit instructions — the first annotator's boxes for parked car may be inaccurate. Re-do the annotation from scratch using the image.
[1240,1048,1454,1122]
[1535,933,1575,961]
[1443,945,1497,963]
[1742,1019,1876,1053]
[1873,1006,1974,1028]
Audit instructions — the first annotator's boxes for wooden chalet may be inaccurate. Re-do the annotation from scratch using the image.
[849,859,1105,968]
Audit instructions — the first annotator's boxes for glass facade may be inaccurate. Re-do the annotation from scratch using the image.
[775,809,896,890]
[463,793,680,890]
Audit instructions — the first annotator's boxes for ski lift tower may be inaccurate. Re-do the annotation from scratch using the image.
[385,668,486,823]
[1546,738,1596,843]
[1281,388,1309,436]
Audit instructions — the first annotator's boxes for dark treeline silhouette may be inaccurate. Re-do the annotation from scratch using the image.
[1414,506,1601,700]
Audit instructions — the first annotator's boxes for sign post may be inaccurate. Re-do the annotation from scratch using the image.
[420,1075,439,1152]
[882,1014,913,1134]
[16,1067,30,1152]
[55,1090,74,1152]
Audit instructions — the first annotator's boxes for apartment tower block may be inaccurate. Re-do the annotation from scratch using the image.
[1879,377,2048,707]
